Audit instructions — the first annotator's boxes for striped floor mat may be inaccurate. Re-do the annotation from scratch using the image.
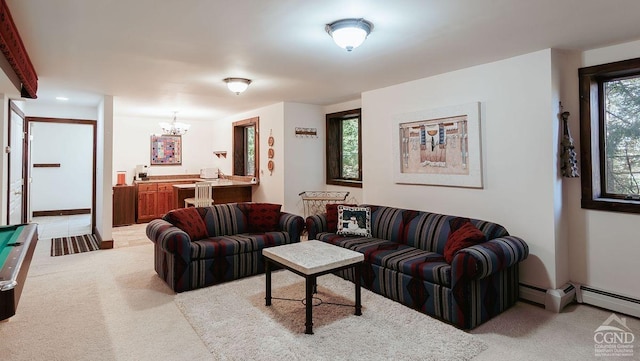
[50,234,100,257]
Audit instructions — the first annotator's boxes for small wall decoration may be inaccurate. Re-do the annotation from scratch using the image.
[267,129,275,175]
[392,102,483,188]
[560,107,579,178]
[295,127,318,138]
[150,135,182,165]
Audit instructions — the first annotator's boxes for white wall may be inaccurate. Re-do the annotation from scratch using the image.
[113,115,217,185]
[23,102,99,214]
[218,103,287,208]
[96,96,114,242]
[566,40,640,299]
[30,122,93,211]
[361,49,561,290]
[23,102,98,120]
[283,102,324,216]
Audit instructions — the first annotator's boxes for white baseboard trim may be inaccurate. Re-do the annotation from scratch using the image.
[519,283,576,312]
[545,283,576,313]
[575,284,640,319]
[519,283,546,306]
[520,282,640,317]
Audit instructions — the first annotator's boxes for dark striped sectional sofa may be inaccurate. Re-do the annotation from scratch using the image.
[306,205,529,329]
[146,203,305,292]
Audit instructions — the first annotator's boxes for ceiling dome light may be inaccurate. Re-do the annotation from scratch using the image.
[224,77,252,95]
[325,18,373,52]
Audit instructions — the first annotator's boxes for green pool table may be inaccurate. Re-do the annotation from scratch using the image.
[0,223,38,321]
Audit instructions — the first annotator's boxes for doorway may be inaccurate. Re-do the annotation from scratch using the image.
[26,117,97,235]
[7,101,26,224]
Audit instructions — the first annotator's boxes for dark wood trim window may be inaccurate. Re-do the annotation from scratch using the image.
[232,117,259,179]
[326,109,362,188]
[579,57,640,214]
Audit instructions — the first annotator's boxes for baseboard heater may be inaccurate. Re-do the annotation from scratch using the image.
[520,283,640,318]
[577,285,640,318]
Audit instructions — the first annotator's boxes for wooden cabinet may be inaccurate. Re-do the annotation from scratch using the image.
[156,183,174,216]
[136,181,193,223]
[135,179,254,223]
[113,185,136,226]
[136,183,158,223]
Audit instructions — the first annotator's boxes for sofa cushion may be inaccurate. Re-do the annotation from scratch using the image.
[190,231,291,258]
[337,205,371,237]
[325,203,357,233]
[318,233,450,286]
[239,203,282,233]
[444,218,486,263]
[200,203,249,236]
[164,207,208,241]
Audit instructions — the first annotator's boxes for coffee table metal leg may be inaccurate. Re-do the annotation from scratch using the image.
[355,262,362,316]
[305,275,315,334]
[265,259,272,306]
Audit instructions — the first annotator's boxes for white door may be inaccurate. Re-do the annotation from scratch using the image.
[8,107,25,225]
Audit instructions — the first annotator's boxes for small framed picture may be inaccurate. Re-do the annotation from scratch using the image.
[150,135,182,165]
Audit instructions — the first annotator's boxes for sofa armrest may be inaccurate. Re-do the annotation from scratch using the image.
[146,219,192,257]
[305,214,328,240]
[451,236,529,281]
[278,212,305,242]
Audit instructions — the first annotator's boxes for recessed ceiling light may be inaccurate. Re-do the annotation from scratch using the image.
[56,96,69,101]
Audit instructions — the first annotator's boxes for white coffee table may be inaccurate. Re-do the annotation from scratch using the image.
[262,240,364,334]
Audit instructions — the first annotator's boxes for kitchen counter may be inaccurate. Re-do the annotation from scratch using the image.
[173,180,255,207]
[172,179,256,189]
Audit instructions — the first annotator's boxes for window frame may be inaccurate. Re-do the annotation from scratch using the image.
[326,108,363,188]
[232,117,259,180]
[579,57,640,214]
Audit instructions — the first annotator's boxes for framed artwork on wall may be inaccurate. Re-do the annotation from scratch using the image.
[392,102,483,188]
[150,135,182,165]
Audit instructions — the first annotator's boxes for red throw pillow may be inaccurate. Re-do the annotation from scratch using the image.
[247,203,282,232]
[444,219,486,264]
[165,207,208,241]
[326,203,357,233]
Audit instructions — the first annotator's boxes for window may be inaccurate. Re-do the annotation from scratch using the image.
[579,57,640,213]
[326,109,362,187]
[233,117,259,179]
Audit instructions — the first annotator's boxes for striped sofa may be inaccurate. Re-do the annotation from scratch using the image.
[306,205,528,329]
[146,203,305,293]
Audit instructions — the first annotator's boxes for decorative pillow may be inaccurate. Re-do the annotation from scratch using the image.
[326,203,357,233]
[165,207,208,241]
[246,203,282,233]
[444,217,486,263]
[336,205,371,237]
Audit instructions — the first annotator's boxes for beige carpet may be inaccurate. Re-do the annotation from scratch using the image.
[1,223,639,360]
[175,271,487,361]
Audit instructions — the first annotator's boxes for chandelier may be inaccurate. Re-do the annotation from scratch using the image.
[160,112,190,135]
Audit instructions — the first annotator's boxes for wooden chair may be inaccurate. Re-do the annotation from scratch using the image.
[184,182,214,207]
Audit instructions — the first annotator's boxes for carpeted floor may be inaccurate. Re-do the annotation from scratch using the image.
[1,223,638,360]
[50,234,100,256]
[175,271,487,361]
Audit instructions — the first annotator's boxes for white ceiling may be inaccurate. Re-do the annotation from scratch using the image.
[5,0,640,121]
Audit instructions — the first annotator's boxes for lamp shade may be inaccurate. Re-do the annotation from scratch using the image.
[224,77,252,95]
[326,18,373,51]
